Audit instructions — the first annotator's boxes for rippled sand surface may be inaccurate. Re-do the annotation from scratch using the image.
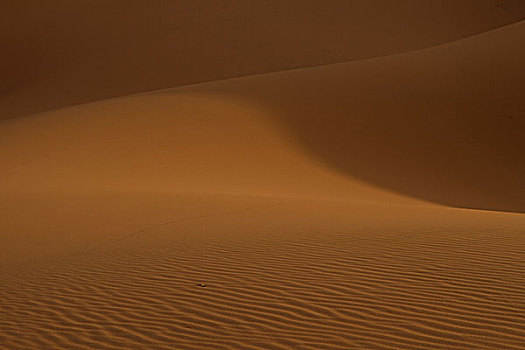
[2,195,525,349]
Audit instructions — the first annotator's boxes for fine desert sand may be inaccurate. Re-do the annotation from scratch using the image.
[1,1,524,349]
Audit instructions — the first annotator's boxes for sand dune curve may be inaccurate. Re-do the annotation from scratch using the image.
[1,0,524,120]
[2,21,523,212]
[197,21,525,213]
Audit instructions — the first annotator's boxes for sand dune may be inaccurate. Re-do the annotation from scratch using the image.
[2,21,524,211]
[1,2,525,349]
[201,21,525,213]
[1,0,524,120]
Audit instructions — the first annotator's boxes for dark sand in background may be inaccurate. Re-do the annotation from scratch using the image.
[2,0,524,120]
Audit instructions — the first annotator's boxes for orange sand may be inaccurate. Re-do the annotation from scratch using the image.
[1,2,524,349]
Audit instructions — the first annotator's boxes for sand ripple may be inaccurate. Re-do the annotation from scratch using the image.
[2,212,524,349]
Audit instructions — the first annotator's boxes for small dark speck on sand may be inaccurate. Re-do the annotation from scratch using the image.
[197,283,207,287]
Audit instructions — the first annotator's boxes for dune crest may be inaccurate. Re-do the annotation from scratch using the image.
[1,0,524,120]
[2,20,523,212]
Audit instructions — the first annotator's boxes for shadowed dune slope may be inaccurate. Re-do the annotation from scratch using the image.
[198,21,525,213]
[2,21,524,212]
[1,0,524,119]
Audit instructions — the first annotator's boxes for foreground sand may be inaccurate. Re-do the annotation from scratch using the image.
[1,5,525,350]
[1,194,525,349]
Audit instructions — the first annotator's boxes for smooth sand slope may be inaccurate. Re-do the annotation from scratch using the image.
[1,0,524,120]
[1,4,525,350]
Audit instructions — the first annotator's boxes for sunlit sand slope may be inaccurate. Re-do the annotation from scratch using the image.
[1,195,525,349]
[2,22,524,211]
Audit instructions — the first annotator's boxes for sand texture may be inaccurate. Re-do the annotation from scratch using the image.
[1,1,524,349]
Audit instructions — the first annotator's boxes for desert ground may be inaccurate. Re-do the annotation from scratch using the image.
[1,1,525,349]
